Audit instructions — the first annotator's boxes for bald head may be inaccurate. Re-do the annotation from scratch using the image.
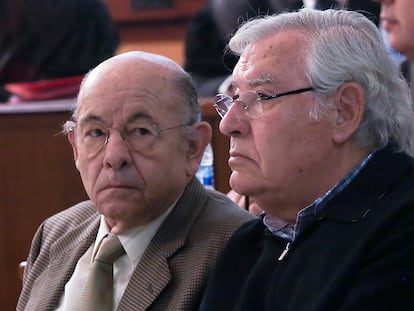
[74,51,199,121]
[86,50,187,80]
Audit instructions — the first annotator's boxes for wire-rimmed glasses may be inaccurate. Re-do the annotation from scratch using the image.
[214,87,314,118]
[65,120,191,153]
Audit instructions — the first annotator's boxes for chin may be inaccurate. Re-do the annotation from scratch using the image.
[98,201,130,218]
[95,192,138,214]
[98,198,157,227]
[230,174,253,196]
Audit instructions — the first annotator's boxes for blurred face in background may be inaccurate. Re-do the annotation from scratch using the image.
[375,0,414,60]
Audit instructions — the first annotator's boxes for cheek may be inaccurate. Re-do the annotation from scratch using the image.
[137,148,188,183]
[404,18,414,42]
[260,112,329,166]
[75,153,102,197]
[389,23,412,52]
[259,111,304,150]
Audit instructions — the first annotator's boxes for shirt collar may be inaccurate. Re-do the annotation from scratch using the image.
[95,197,179,266]
[264,151,375,241]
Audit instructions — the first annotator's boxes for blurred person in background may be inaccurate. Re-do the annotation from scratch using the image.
[184,0,304,97]
[184,0,380,99]
[0,0,119,102]
[373,0,414,99]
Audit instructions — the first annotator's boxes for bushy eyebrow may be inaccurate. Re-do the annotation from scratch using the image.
[77,115,104,124]
[232,73,275,90]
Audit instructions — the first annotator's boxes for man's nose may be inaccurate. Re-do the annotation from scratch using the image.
[103,131,132,169]
[219,105,249,138]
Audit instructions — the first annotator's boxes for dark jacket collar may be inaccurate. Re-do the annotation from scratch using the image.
[319,145,414,222]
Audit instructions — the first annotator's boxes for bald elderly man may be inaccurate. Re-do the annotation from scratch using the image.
[17,51,254,311]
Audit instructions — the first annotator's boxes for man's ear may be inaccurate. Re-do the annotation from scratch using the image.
[67,129,80,168]
[331,82,366,144]
[185,121,213,176]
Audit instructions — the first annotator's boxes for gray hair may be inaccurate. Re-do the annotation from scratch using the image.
[171,66,201,126]
[170,67,201,144]
[229,8,414,156]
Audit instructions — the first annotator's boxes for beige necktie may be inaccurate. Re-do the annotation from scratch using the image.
[73,235,125,311]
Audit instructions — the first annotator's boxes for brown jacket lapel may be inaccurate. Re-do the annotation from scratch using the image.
[117,177,207,310]
[23,202,99,310]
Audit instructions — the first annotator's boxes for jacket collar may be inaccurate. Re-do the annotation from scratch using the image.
[319,145,414,222]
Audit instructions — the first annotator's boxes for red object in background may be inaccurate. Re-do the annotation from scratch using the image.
[4,75,83,102]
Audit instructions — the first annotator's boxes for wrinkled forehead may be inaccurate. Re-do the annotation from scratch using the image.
[233,31,308,88]
[74,62,182,124]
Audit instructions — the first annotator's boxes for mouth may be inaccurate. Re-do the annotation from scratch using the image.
[228,150,253,167]
[229,150,246,159]
[102,184,136,191]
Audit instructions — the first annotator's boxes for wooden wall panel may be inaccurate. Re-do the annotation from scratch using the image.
[0,102,88,310]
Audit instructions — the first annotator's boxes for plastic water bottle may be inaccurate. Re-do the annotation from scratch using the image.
[196,143,215,190]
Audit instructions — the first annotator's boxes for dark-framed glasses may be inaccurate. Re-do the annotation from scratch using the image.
[214,87,314,118]
[65,120,190,153]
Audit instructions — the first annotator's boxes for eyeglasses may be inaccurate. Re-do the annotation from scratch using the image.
[214,87,314,118]
[65,120,190,154]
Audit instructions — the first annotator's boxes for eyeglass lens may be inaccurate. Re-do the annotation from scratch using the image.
[214,91,264,118]
[75,121,160,153]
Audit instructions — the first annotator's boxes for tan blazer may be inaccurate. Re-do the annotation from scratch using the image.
[17,177,255,310]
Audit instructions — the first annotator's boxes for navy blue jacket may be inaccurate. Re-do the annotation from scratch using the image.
[200,146,414,310]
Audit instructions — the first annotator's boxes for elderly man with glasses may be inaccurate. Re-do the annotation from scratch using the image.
[17,51,254,311]
[201,8,414,311]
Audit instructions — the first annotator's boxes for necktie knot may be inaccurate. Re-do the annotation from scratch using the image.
[94,235,125,265]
